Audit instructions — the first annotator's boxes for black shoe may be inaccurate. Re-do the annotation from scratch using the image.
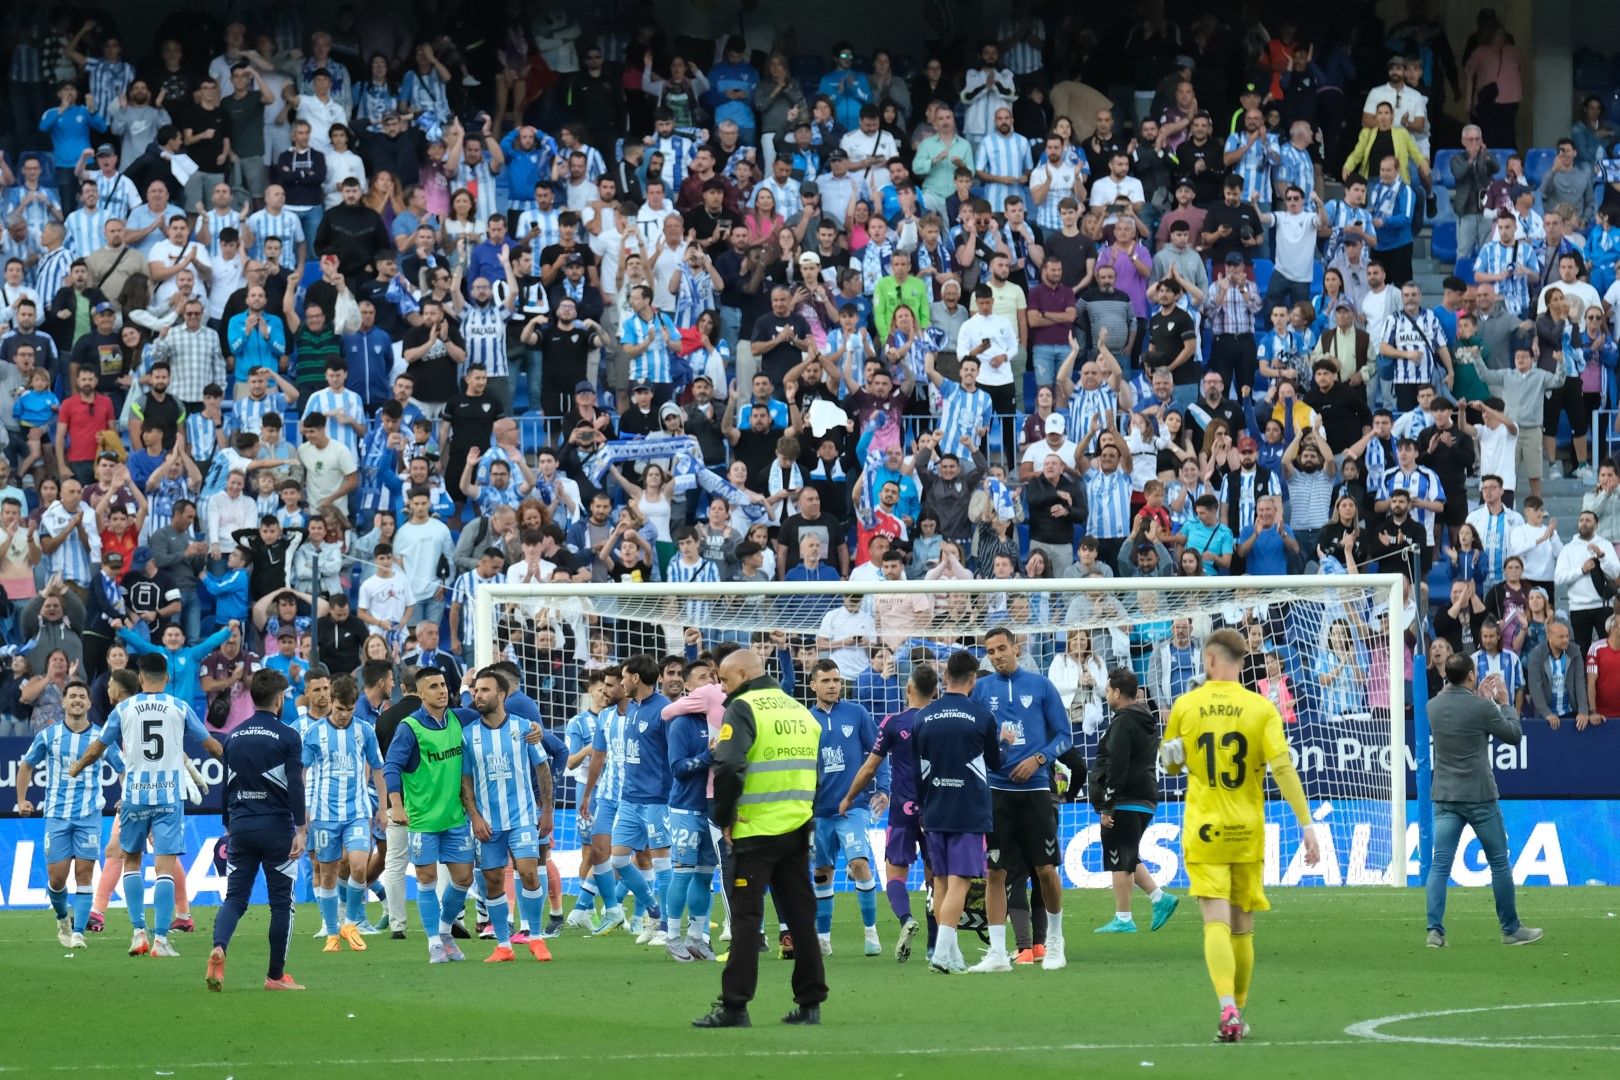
[692,1002,751,1028]
[391,930,407,940]
[450,919,471,940]
[544,913,566,935]
[782,1004,821,1025]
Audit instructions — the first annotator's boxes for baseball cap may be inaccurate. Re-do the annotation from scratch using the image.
[564,252,585,266]
[1237,435,1258,451]
[827,148,849,163]
[1224,251,1247,266]
[798,251,822,265]
[277,627,296,640]
[658,402,681,421]
[798,180,819,197]
[92,301,115,314]
[94,143,116,157]
[1240,82,1260,96]
[1387,55,1406,69]
[573,380,596,395]
[631,382,652,394]
[105,551,124,567]
[1044,414,1066,434]
[129,546,152,567]
[691,373,713,386]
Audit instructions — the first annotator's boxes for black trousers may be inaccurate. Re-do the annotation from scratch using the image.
[1571,605,1610,658]
[720,822,827,1010]
[212,824,295,980]
[1209,333,1257,397]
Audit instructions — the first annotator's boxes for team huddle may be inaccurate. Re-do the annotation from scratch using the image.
[17,621,1317,1039]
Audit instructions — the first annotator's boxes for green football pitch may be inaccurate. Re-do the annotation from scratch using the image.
[3,888,1617,1079]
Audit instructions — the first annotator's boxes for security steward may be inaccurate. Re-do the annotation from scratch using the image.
[693,648,827,1028]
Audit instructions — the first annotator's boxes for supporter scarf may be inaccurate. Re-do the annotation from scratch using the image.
[583,436,703,486]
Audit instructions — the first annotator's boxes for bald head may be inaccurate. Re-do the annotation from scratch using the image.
[719,649,764,694]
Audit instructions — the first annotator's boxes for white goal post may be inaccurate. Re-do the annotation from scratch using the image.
[473,573,1407,889]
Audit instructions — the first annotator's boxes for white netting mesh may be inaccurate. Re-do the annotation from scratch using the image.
[477,576,1404,889]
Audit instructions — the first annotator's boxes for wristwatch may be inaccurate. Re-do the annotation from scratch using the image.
[1035,753,1048,766]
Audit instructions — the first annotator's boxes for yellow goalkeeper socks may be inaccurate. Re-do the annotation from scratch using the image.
[1231,931,1254,1009]
[1203,921,1236,1000]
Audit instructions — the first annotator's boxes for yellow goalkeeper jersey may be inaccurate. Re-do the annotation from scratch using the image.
[1166,679,1292,865]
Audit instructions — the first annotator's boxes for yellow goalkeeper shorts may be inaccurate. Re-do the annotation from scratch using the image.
[1186,860,1269,913]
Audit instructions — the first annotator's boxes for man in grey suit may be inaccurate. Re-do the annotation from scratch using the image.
[1425,651,1543,949]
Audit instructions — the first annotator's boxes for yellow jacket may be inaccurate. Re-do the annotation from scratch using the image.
[1342,126,1427,185]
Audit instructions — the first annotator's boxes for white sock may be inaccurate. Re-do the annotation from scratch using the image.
[1219,994,1237,1010]
[1149,887,1165,902]
[1047,909,1063,936]
[1117,910,1134,922]
[988,924,1007,955]
[428,933,443,946]
[935,925,958,960]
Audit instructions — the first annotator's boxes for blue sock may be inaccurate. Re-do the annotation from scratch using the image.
[153,875,175,938]
[667,868,693,933]
[335,879,351,918]
[687,868,715,935]
[573,879,598,911]
[593,870,621,911]
[520,886,545,938]
[652,857,672,922]
[371,880,386,901]
[815,886,835,935]
[344,879,366,925]
[611,858,656,914]
[46,885,68,920]
[315,886,340,935]
[487,895,511,945]
[616,877,630,904]
[439,882,469,935]
[417,886,442,942]
[72,891,93,933]
[122,872,146,930]
[856,879,879,929]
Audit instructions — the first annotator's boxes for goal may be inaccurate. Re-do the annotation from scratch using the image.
[472,574,1408,891]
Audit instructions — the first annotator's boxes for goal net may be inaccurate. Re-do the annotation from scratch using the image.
[473,574,1406,892]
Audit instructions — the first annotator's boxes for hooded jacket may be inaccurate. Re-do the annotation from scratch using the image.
[1089,701,1160,814]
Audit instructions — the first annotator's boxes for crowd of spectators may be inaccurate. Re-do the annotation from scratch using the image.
[1,1,1618,742]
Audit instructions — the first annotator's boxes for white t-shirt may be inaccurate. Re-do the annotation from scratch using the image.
[1021,437,1079,472]
[817,605,875,679]
[1089,175,1145,208]
[356,570,410,630]
[635,203,678,247]
[1537,279,1601,321]
[1474,422,1516,490]
[1268,209,1319,284]
[296,439,358,507]
[147,239,213,304]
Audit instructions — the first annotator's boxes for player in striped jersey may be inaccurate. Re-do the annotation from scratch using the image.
[463,667,555,962]
[451,251,517,383]
[70,653,225,959]
[303,674,387,952]
[564,671,609,928]
[245,187,307,270]
[18,680,123,948]
[195,183,251,258]
[581,668,631,934]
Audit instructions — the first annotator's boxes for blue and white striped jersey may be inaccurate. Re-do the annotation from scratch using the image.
[462,715,544,831]
[590,706,628,803]
[33,248,72,312]
[936,378,992,454]
[1083,466,1133,539]
[621,310,675,384]
[449,567,505,648]
[200,207,243,258]
[565,708,599,784]
[301,718,383,822]
[228,390,292,437]
[1472,239,1538,319]
[1223,131,1281,203]
[303,387,366,454]
[84,59,135,120]
[673,265,716,328]
[1274,143,1315,200]
[92,172,140,219]
[1320,198,1377,262]
[1382,307,1449,385]
[516,207,561,257]
[1378,465,1445,538]
[976,131,1032,211]
[456,159,502,223]
[100,692,208,808]
[460,299,510,378]
[24,722,123,818]
[63,207,111,259]
[244,208,305,269]
[1066,385,1122,453]
[1473,647,1524,704]
[649,134,699,190]
[1028,159,1079,230]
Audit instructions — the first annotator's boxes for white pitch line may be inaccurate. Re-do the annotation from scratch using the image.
[1344,998,1620,1051]
[0,1039,1373,1073]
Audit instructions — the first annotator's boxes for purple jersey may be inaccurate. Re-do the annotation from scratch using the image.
[873,707,920,822]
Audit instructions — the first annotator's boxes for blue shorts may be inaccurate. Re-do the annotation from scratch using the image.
[407,823,475,867]
[668,808,718,868]
[612,801,671,850]
[477,827,541,871]
[587,798,619,839]
[118,803,185,857]
[311,819,370,863]
[812,808,874,870]
[44,817,102,863]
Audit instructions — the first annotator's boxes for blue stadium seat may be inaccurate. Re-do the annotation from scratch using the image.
[1432,149,1460,188]
[1250,258,1274,295]
[1311,261,1324,294]
[299,260,323,288]
[1431,220,1457,264]
[1453,256,1476,284]
[1524,148,1557,187]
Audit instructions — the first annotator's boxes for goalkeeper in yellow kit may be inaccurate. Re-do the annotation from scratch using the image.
[1161,629,1320,1043]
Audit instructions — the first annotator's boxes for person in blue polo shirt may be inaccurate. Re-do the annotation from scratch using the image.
[1234,495,1300,574]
